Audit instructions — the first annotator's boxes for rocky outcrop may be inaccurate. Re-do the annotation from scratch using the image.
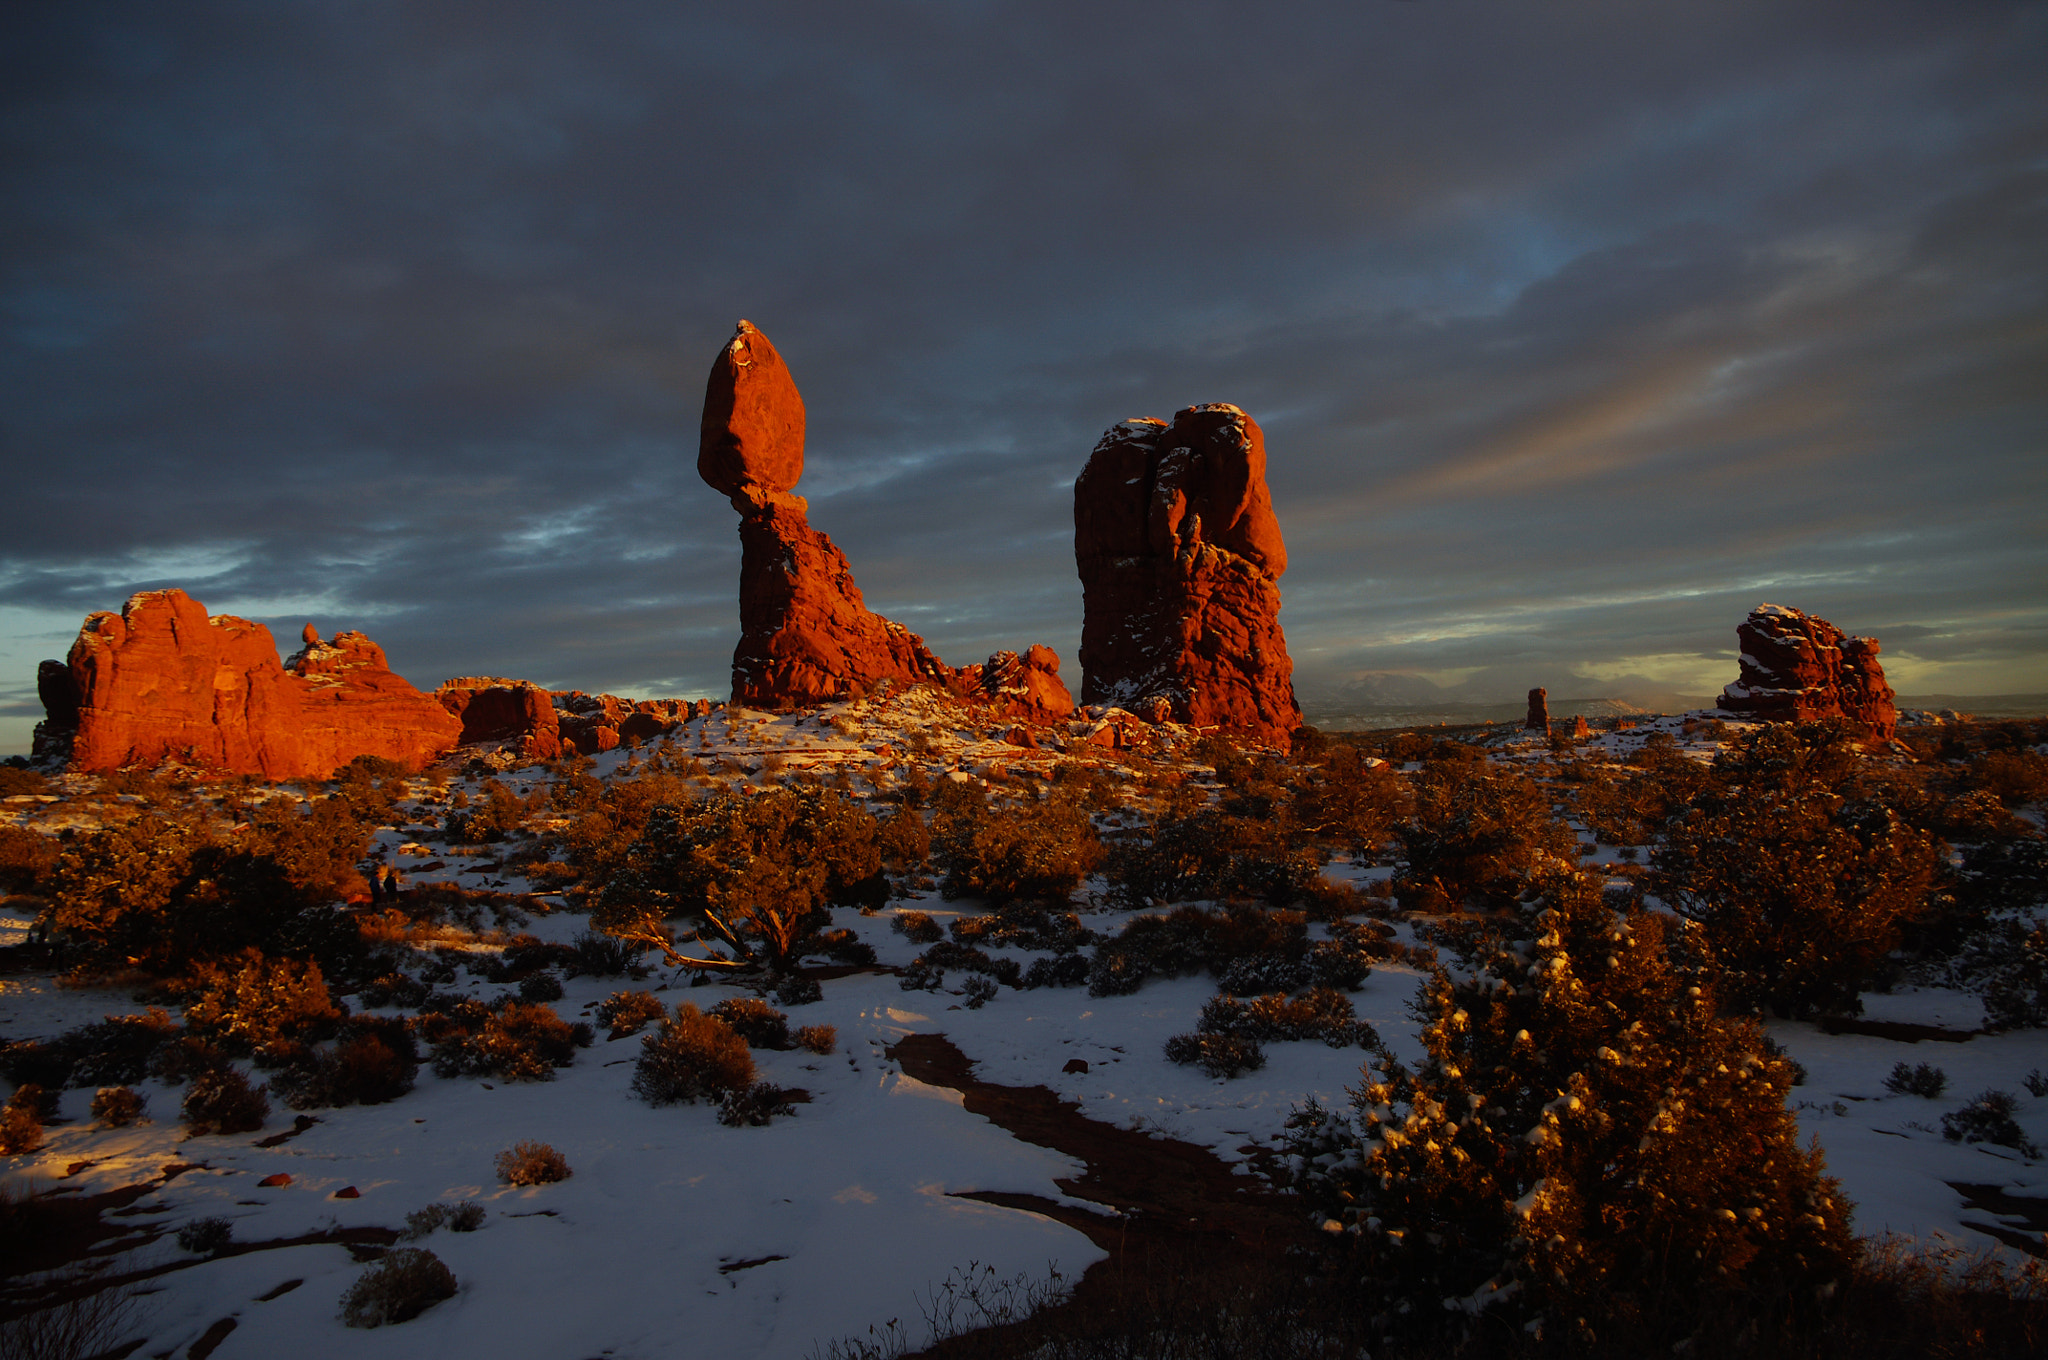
[1073,406,1299,746]
[956,646,1075,725]
[699,320,1060,712]
[1716,604,1897,740]
[1526,687,1549,731]
[436,678,563,760]
[47,589,461,777]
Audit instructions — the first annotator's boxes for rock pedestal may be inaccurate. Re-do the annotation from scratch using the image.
[1716,604,1897,740]
[1073,406,1299,746]
[1526,687,1549,731]
[45,589,460,777]
[699,320,1067,715]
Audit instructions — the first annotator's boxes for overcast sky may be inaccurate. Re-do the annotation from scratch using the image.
[4,1,2044,750]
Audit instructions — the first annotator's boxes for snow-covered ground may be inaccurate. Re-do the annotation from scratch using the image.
[3,700,2045,1357]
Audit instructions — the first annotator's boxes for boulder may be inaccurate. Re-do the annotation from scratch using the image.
[1716,604,1897,739]
[699,319,806,509]
[53,589,460,778]
[1526,687,1549,731]
[1074,406,1300,746]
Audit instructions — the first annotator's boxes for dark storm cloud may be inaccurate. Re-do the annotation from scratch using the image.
[2,1,2044,747]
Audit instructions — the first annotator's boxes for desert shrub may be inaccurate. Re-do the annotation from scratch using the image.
[147,1034,229,1084]
[878,809,932,871]
[931,786,1101,905]
[794,1024,837,1055]
[1883,1062,1949,1099]
[2026,1068,2048,1099]
[494,1139,571,1185]
[899,958,946,991]
[0,1085,46,1154]
[517,970,564,1002]
[1162,1032,1266,1078]
[1654,722,1940,1018]
[340,1247,458,1327]
[182,951,343,1059]
[1394,762,1578,912]
[1971,749,2048,807]
[176,1216,233,1255]
[774,974,824,1006]
[401,1201,486,1240]
[1197,986,1372,1048]
[893,910,944,944]
[709,997,792,1050]
[914,941,1021,987]
[592,787,886,971]
[631,1004,756,1105]
[0,826,58,894]
[805,927,876,967]
[50,1009,182,1087]
[273,1019,420,1110]
[90,1085,146,1126]
[570,930,643,976]
[1288,745,1414,862]
[1281,869,1854,1349]
[1086,904,1307,998]
[596,989,668,1039]
[961,975,998,1009]
[181,1068,269,1135]
[1104,804,1322,909]
[359,970,430,1009]
[1020,952,1090,989]
[1218,953,1311,996]
[430,1000,586,1082]
[949,903,1096,952]
[444,777,531,843]
[1941,1090,2040,1158]
[717,1081,798,1127]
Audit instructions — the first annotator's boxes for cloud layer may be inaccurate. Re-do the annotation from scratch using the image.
[4,1,2044,747]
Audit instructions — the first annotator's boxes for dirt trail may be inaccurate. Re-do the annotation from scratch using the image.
[885,1033,1319,1308]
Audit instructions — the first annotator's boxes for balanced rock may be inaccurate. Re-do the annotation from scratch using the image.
[700,320,1053,710]
[50,589,460,778]
[1716,604,1897,739]
[1526,687,1549,731]
[1073,406,1299,746]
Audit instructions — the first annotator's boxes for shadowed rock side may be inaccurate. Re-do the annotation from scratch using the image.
[699,320,1071,717]
[1074,406,1299,746]
[42,589,460,778]
[1717,603,1898,740]
[436,680,710,758]
[1527,687,1549,731]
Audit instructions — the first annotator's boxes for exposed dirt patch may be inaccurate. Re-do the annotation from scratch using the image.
[885,1031,1322,1347]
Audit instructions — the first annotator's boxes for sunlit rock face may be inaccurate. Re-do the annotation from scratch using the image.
[698,320,1066,714]
[46,588,460,777]
[1716,603,1898,740]
[436,677,563,760]
[1073,405,1300,747]
[956,646,1074,725]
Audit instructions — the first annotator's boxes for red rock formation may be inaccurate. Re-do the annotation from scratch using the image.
[1526,687,1549,731]
[1717,604,1897,739]
[957,646,1074,725]
[699,320,1052,710]
[52,589,460,777]
[436,678,563,760]
[1073,406,1300,747]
